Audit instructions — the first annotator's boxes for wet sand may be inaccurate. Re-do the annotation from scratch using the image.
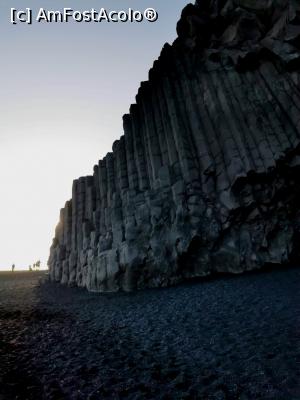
[0,268,299,399]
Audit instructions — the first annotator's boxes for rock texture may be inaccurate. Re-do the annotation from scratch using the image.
[48,0,300,291]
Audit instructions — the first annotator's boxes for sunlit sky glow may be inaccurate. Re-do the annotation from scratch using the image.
[0,0,189,270]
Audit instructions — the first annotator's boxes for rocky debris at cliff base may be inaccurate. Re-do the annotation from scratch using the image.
[0,269,299,399]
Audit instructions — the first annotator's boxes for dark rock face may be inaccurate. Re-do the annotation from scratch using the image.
[48,0,300,291]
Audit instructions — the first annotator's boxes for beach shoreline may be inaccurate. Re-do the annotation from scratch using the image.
[0,268,299,399]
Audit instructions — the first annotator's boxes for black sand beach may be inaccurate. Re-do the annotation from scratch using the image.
[0,268,299,399]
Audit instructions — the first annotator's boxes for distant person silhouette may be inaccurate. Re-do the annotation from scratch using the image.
[12,264,15,272]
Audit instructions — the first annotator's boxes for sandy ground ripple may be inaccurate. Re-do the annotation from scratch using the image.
[0,268,299,400]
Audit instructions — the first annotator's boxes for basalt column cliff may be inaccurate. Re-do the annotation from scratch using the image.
[49,0,300,291]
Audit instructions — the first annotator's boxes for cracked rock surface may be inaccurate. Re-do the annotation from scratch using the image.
[49,0,300,291]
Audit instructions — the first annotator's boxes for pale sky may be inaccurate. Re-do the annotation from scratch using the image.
[0,0,190,270]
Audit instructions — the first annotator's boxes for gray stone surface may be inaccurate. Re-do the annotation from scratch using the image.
[48,0,300,291]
